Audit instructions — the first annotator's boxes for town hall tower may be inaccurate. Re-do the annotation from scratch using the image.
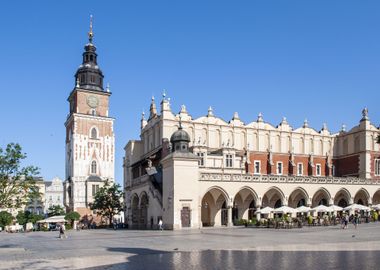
[64,17,115,216]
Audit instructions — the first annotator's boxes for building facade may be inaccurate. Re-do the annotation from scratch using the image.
[44,177,64,213]
[124,95,380,229]
[64,20,115,216]
[25,177,45,216]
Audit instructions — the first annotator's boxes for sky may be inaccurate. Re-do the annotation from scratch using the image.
[0,1,379,184]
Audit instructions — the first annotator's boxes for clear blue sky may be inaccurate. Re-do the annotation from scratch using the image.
[0,1,379,184]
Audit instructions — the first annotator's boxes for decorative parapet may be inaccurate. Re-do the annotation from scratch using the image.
[199,172,378,185]
[130,174,150,187]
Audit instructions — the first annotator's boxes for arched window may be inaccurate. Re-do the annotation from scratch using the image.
[91,128,97,139]
[91,161,97,174]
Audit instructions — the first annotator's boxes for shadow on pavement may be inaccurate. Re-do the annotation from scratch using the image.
[82,249,380,270]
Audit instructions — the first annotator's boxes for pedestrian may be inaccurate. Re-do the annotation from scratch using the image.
[59,223,67,239]
[354,213,359,229]
[158,219,163,231]
[344,214,349,229]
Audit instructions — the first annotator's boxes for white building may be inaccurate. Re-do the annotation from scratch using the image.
[124,95,380,230]
[44,177,64,213]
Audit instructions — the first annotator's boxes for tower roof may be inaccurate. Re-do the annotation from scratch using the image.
[170,119,190,144]
[74,15,104,92]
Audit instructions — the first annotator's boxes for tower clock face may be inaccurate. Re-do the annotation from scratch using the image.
[87,95,99,108]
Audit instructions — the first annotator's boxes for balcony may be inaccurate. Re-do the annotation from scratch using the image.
[199,171,378,185]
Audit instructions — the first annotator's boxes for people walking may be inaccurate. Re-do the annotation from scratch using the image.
[59,223,67,239]
[158,219,163,231]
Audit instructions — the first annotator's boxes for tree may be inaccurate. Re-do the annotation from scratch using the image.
[65,211,80,227]
[16,210,44,225]
[90,180,124,227]
[47,205,66,217]
[0,143,40,209]
[0,211,13,228]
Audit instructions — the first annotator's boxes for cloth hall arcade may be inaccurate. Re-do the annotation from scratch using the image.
[124,95,380,230]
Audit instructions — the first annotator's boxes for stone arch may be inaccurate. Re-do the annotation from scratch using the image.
[262,186,285,208]
[288,187,309,208]
[373,189,380,205]
[89,126,99,139]
[139,192,149,229]
[201,186,229,227]
[354,188,370,206]
[334,188,351,208]
[312,188,331,207]
[233,187,259,222]
[131,193,139,228]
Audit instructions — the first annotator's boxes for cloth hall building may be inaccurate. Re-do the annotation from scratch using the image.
[124,95,380,230]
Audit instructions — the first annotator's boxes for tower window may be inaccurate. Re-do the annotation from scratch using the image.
[92,184,100,196]
[85,55,89,62]
[91,161,97,174]
[90,55,93,61]
[316,164,321,176]
[91,76,95,83]
[277,162,283,175]
[297,163,303,176]
[375,159,380,176]
[197,152,205,166]
[254,161,261,174]
[91,128,97,139]
[225,154,233,168]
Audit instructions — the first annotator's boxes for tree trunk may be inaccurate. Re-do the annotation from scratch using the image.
[109,214,113,228]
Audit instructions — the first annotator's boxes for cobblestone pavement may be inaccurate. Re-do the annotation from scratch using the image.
[1,223,380,269]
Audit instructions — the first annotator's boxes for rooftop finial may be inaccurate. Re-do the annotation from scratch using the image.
[162,89,166,100]
[303,119,309,128]
[106,83,110,92]
[361,107,369,121]
[88,15,94,43]
[179,115,183,129]
[257,112,263,123]
[76,78,80,88]
[208,106,214,117]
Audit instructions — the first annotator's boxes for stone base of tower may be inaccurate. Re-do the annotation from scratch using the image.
[75,207,105,227]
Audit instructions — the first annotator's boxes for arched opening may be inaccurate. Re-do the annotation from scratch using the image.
[338,198,348,208]
[334,189,351,208]
[91,128,98,139]
[312,188,331,207]
[288,188,309,208]
[91,161,97,174]
[131,194,139,229]
[354,189,369,206]
[262,187,284,208]
[233,188,257,224]
[373,190,380,205]
[139,192,149,229]
[201,187,228,227]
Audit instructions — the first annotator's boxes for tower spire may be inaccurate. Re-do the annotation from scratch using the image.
[88,15,94,43]
[74,15,104,91]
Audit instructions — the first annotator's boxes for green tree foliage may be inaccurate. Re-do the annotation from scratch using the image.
[0,211,13,227]
[47,205,66,217]
[90,180,124,226]
[16,210,44,225]
[0,143,40,209]
[65,211,80,226]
